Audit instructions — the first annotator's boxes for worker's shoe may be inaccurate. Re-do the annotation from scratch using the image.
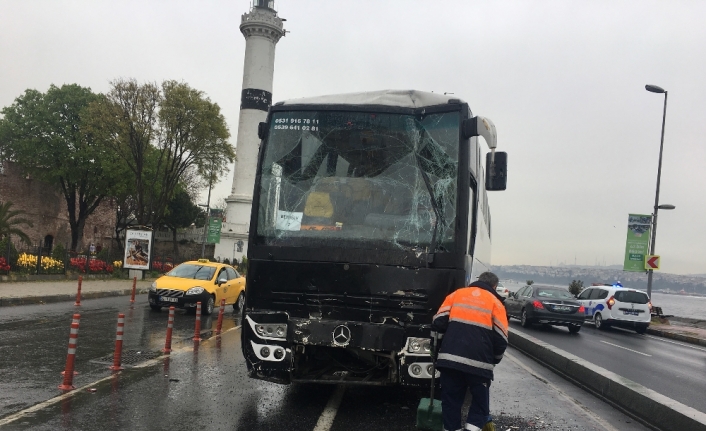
[481,421,495,431]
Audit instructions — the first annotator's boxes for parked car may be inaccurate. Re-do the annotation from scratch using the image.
[495,281,510,299]
[505,285,586,333]
[148,259,246,315]
[575,284,651,333]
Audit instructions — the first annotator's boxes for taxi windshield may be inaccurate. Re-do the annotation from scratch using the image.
[166,264,216,281]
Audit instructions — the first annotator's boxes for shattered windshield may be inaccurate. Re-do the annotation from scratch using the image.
[256,110,459,252]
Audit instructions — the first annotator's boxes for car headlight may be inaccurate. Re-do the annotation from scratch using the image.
[150,282,156,292]
[186,287,205,295]
[407,337,431,353]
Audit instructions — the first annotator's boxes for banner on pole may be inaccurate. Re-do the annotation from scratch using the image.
[207,217,222,244]
[623,214,652,272]
[123,229,153,270]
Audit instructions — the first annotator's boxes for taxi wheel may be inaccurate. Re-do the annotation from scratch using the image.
[149,304,162,312]
[203,295,215,316]
[234,292,245,314]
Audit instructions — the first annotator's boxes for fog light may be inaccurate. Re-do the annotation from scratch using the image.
[273,348,284,359]
[410,364,422,376]
[427,364,434,375]
[260,347,271,357]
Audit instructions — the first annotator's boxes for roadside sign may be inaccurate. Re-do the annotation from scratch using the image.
[645,255,660,270]
[206,217,222,244]
[623,214,652,272]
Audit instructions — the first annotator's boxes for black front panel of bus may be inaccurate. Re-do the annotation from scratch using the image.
[245,258,466,326]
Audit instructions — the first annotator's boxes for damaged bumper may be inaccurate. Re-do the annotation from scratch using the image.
[243,312,437,386]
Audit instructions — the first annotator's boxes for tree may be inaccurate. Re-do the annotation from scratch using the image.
[0,201,33,244]
[163,187,201,253]
[86,78,234,228]
[0,84,118,251]
[526,280,534,286]
[568,280,584,296]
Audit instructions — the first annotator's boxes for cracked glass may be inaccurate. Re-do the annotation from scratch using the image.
[256,110,459,252]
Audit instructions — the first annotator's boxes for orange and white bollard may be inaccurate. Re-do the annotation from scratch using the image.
[58,319,80,390]
[130,276,137,303]
[193,301,202,342]
[163,306,175,353]
[109,313,125,371]
[74,276,83,306]
[216,299,225,335]
[61,314,81,376]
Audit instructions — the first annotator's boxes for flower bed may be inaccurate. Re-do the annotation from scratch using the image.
[69,257,114,274]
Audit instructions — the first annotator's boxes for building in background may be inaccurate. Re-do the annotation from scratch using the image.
[215,0,286,264]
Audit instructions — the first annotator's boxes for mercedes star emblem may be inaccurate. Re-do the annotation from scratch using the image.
[332,325,351,346]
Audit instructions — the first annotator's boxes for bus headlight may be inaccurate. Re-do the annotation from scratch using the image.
[407,337,431,354]
[255,323,287,340]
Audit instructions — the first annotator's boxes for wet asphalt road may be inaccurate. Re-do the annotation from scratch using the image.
[0,295,648,431]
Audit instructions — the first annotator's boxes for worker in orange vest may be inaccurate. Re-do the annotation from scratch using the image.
[431,271,508,431]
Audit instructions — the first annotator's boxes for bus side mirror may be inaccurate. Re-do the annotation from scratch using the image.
[486,151,507,191]
[258,122,268,140]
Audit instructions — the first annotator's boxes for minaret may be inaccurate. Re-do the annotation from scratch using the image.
[215,0,285,263]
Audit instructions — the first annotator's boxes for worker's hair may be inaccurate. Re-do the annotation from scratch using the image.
[477,272,499,288]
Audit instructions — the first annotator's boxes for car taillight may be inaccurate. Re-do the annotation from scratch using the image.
[606,296,615,310]
[578,305,585,314]
[532,300,545,310]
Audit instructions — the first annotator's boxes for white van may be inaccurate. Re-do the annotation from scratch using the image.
[575,284,652,333]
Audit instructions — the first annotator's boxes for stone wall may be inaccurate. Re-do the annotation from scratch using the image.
[0,161,116,251]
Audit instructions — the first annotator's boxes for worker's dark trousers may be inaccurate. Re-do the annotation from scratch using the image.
[440,367,491,431]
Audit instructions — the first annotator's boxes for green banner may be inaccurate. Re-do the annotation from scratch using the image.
[623,214,652,272]
[206,217,222,244]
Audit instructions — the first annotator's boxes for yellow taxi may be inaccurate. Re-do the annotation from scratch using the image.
[148,259,245,315]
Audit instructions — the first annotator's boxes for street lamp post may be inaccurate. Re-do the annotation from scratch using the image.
[200,183,212,259]
[645,84,672,299]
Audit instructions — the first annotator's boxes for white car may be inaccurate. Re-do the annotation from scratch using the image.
[575,284,652,333]
[495,281,510,299]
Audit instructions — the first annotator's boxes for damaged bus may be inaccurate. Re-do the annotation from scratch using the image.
[242,90,507,386]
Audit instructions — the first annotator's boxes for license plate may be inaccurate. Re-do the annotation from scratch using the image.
[623,310,639,316]
[554,306,570,311]
[160,296,179,303]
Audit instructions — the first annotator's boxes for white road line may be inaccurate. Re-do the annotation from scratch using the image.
[312,385,346,431]
[505,352,622,431]
[599,340,651,357]
[643,334,706,353]
[0,324,243,426]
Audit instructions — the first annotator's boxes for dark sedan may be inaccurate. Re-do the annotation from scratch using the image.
[505,285,586,333]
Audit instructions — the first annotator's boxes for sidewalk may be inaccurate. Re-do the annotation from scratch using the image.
[0,278,153,306]
[647,317,706,348]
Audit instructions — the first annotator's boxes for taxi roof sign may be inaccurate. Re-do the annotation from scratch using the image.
[197,258,209,263]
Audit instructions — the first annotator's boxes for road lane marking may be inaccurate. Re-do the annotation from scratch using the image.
[599,340,651,356]
[643,334,706,353]
[312,385,346,431]
[0,324,243,426]
[505,352,621,431]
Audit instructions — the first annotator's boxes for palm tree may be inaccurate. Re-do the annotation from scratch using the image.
[0,201,33,244]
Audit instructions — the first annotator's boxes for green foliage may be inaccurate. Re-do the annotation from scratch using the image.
[0,201,33,244]
[0,84,122,251]
[96,248,110,262]
[164,188,201,231]
[85,78,234,227]
[0,236,19,262]
[51,243,67,260]
[240,256,248,276]
[568,280,584,296]
[526,280,534,286]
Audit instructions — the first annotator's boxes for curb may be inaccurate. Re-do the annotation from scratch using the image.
[509,328,706,431]
[646,327,706,348]
[0,288,150,307]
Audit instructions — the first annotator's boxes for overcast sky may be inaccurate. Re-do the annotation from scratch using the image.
[1,1,704,275]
